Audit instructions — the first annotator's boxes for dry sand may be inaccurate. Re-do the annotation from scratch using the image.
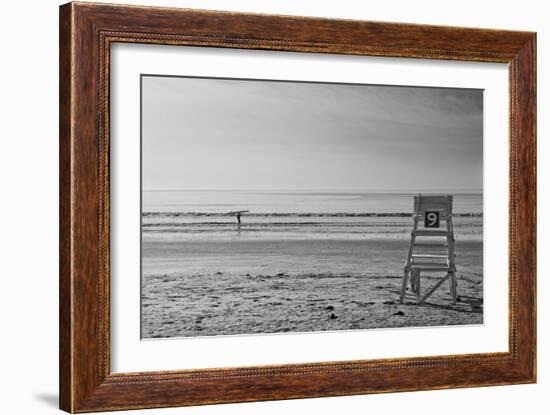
[141,239,483,338]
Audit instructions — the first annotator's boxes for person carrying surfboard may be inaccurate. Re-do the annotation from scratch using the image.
[226,210,249,227]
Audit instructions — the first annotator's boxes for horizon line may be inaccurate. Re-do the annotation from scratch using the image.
[142,188,483,194]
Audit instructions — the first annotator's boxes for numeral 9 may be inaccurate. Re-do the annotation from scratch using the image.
[427,212,438,226]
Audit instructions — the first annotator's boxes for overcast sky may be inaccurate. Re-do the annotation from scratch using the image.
[142,76,482,193]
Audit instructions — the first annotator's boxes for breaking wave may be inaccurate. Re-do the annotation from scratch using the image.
[142,212,482,218]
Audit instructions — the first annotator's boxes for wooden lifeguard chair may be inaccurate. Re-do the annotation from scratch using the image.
[400,195,457,305]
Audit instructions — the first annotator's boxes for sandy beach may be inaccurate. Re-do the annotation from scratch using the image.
[141,237,483,338]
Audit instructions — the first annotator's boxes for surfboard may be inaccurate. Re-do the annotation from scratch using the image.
[226,210,249,216]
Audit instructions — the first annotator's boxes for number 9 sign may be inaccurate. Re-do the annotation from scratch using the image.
[425,211,440,228]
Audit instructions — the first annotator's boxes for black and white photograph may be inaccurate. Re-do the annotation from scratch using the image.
[2,0,544,413]
[140,75,484,339]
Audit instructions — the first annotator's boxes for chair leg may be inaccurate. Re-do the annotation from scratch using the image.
[449,270,457,305]
[413,269,421,304]
[454,273,458,296]
[400,269,409,304]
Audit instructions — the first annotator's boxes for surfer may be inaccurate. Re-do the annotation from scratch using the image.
[226,210,248,227]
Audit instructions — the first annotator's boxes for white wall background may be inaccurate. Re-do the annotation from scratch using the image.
[0,0,546,413]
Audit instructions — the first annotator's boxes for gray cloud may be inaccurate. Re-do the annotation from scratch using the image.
[142,76,482,193]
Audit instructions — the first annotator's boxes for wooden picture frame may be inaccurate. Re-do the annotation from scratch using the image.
[59,2,536,412]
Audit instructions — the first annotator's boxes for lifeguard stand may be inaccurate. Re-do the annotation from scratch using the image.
[400,195,457,305]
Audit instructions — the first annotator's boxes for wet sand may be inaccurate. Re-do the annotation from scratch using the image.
[141,238,483,338]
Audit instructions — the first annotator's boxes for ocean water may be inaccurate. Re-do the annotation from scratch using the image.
[142,190,483,242]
